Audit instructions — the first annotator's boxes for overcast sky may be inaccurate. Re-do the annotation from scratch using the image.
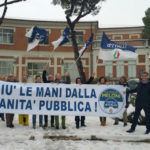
[1,0,150,27]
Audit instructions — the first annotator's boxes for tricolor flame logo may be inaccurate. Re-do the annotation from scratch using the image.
[113,50,120,59]
[109,108,113,113]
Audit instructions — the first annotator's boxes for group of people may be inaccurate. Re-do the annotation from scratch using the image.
[0,69,150,134]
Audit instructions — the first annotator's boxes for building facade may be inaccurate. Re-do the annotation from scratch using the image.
[0,19,149,82]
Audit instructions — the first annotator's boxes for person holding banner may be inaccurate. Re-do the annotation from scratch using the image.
[32,75,43,129]
[98,76,107,126]
[18,76,29,126]
[0,75,6,121]
[54,72,71,129]
[75,72,95,129]
[114,76,128,126]
[6,74,16,128]
[127,72,150,134]
[42,67,55,128]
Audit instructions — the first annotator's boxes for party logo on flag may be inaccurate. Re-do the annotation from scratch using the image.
[98,32,138,61]
[113,50,120,59]
[25,26,48,51]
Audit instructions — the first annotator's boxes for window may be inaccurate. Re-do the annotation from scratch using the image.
[76,32,83,45]
[116,61,124,78]
[27,62,47,82]
[105,61,113,77]
[0,28,14,44]
[94,36,102,48]
[64,31,84,46]
[64,63,79,82]
[96,36,101,40]
[128,60,136,78]
[0,61,13,76]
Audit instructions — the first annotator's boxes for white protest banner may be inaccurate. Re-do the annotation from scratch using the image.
[0,81,126,117]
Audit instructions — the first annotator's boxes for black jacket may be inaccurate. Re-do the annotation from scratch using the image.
[127,81,150,107]
[43,70,71,84]
[42,70,53,83]
[117,81,129,108]
[85,77,94,84]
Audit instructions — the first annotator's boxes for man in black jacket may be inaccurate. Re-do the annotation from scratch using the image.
[126,71,150,134]
[42,67,54,128]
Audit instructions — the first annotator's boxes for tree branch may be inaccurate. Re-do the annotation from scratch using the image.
[81,10,91,18]
[73,0,86,25]
[67,0,75,17]
[0,0,26,25]
[0,0,25,7]
[0,0,7,25]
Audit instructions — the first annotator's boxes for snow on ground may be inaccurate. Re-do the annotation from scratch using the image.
[0,115,150,150]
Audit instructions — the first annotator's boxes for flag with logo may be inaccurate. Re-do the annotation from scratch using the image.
[52,27,70,50]
[25,26,48,51]
[78,33,94,58]
[98,32,138,60]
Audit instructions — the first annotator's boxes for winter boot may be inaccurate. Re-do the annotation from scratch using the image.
[126,128,135,133]
[145,130,150,134]
[33,124,36,129]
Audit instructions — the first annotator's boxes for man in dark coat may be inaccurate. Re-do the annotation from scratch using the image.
[126,71,150,134]
[42,67,54,128]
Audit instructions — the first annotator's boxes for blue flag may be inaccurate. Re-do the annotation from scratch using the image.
[26,26,48,51]
[99,32,138,60]
[52,27,70,50]
[101,32,137,52]
[78,33,94,58]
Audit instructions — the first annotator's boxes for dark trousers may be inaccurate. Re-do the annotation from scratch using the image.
[131,105,150,131]
[44,115,54,125]
[6,113,14,126]
[55,116,65,128]
[0,113,5,121]
[32,115,43,126]
[75,116,85,126]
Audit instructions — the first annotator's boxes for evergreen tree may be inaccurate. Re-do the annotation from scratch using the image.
[142,8,150,44]
[52,0,105,83]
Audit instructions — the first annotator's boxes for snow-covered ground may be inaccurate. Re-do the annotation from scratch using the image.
[0,112,150,150]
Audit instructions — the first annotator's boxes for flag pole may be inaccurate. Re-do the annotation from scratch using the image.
[66,56,80,70]
[75,56,80,64]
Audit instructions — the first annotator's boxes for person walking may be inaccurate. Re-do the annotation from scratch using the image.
[126,71,150,134]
